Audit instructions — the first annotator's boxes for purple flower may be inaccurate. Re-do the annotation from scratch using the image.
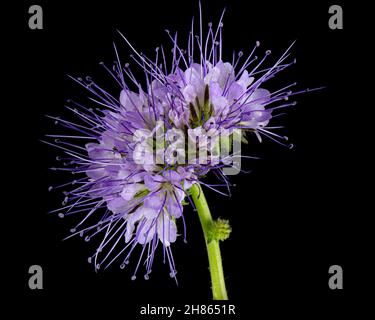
[45,6,316,281]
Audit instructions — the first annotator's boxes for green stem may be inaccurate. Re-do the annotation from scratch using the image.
[190,183,228,300]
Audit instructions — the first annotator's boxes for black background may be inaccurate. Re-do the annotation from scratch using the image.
[8,0,372,318]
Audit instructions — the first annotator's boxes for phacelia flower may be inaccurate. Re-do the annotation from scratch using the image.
[45,6,317,284]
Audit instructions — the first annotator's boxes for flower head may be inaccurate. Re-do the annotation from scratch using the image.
[46,6,314,281]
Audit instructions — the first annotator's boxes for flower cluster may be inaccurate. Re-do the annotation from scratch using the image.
[46,7,312,281]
